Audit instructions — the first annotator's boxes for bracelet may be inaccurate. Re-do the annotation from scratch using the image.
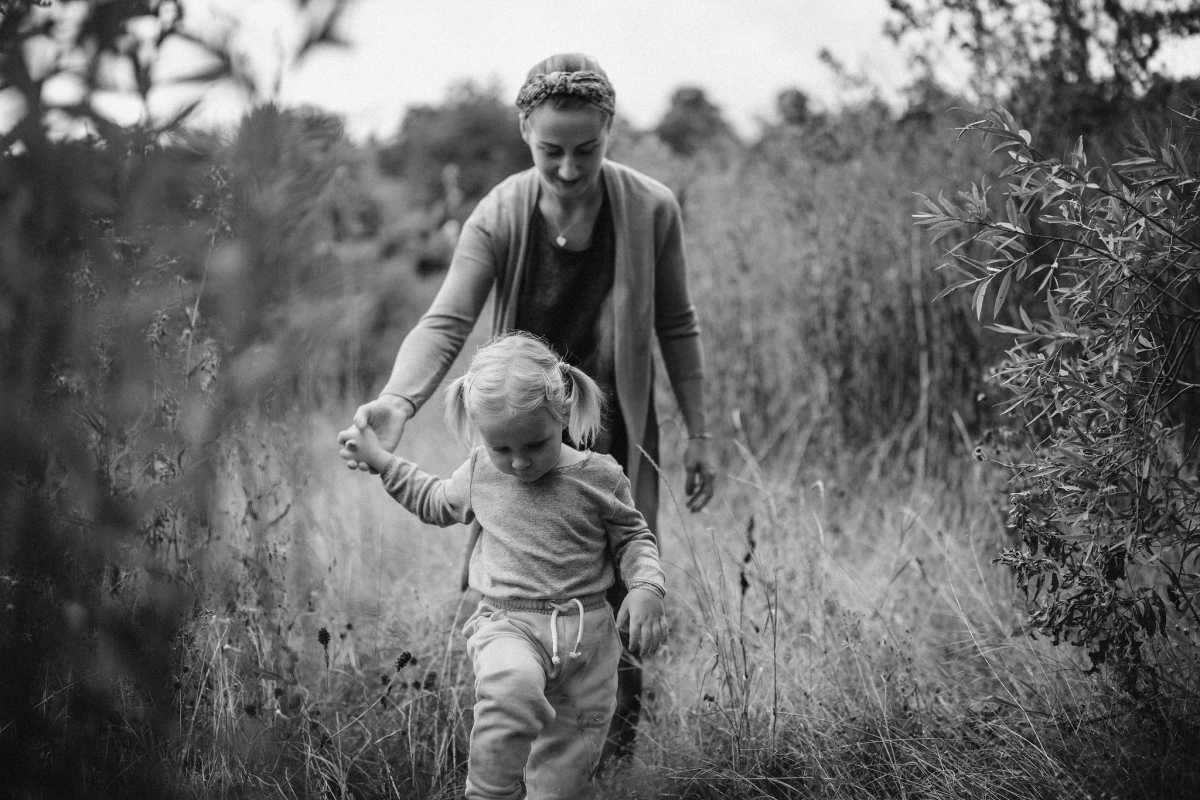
[688,432,712,440]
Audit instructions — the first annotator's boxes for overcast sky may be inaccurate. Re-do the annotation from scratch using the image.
[185,0,913,140]
[9,1,1197,143]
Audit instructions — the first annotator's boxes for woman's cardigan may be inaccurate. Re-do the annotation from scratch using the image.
[380,159,705,525]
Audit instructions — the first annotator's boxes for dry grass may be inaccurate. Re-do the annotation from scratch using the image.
[12,105,1198,799]
[128,398,1199,799]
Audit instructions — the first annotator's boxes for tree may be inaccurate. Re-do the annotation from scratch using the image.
[886,0,1200,143]
[654,85,739,157]
[776,87,812,126]
[376,79,530,204]
[887,0,1200,97]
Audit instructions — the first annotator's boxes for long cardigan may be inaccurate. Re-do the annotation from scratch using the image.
[381,159,705,527]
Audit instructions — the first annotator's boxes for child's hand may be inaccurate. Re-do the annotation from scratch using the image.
[616,587,666,657]
[338,423,391,474]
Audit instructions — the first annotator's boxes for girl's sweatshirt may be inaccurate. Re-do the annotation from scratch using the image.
[380,449,666,602]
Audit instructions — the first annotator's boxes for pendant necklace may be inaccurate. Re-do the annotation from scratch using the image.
[554,216,583,248]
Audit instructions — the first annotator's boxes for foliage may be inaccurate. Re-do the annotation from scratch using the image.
[886,0,1200,98]
[4,2,1198,797]
[217,102,407,404]
[0,0,354,794]
[916,107,1200,685]
[775,87,813,126]
[619,96,1001,478]
[885,0,1200,157]
[376,78,530,205]
[654,85,739,157]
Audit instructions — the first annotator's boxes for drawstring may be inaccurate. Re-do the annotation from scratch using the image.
[549,598,586,665]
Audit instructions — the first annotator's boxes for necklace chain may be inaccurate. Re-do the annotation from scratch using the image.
[548,197,599,248]
[554,215,584,248]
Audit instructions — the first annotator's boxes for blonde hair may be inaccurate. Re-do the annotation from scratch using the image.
[444,332,604,448]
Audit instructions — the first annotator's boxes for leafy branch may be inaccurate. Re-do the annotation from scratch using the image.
[917,107,1200,690]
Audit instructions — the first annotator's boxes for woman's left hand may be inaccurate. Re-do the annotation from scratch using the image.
[683,437,715,512]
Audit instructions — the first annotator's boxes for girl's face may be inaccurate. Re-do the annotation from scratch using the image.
[476,405,565,483]
[520,103,611,204]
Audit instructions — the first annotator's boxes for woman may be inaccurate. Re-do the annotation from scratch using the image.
[337,52,715,760]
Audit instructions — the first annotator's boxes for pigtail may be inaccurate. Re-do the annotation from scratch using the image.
[443,374,474,445]
[560,362,603,449]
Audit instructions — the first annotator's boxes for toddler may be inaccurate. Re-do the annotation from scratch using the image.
[342,332,666,800]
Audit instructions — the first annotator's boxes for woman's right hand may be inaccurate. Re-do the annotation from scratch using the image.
[337,395,413,472]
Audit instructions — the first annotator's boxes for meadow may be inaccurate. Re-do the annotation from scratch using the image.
[90,118,1194,798]
[165,396,1189,799]
[4,8,1199,794]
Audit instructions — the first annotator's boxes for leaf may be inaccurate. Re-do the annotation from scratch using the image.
[987,323,1028,336]
[166,63,233,86]
[1018,129,1032,145]
[1112,157,1157,168]
[993,269,1013,319]
[154,98,202,134]
[972,277,989,321]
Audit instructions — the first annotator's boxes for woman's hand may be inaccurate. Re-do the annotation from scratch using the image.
[683,436,715,512]
[616,587,666,657]
[338,424,392,474]
[337,395,413,472]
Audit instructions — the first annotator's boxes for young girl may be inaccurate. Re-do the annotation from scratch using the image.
[341,332,666,800]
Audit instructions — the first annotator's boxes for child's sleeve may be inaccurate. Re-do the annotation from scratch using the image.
[379,452,475,527]
[605,473,666,598]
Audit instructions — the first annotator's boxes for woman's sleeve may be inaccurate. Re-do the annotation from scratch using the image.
[379,196,501,410]
[653,194,708,435]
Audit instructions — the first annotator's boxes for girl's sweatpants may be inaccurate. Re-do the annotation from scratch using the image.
[462,595,622,800]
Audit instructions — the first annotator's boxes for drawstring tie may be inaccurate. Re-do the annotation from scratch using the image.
[549,598,586,665]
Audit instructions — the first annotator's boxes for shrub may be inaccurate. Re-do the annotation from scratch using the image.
[917,107,1200,687]
[0,2,359,794]
[376,79,530,205]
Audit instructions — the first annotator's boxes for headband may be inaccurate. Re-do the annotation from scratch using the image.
[515,70,616,116]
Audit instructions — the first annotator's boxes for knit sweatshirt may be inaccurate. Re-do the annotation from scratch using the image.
[380,159,705,522]
[380,449,666,601]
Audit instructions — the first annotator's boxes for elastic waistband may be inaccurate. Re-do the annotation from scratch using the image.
[481,591,609,614]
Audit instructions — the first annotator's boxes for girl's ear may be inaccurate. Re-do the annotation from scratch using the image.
[518,113,531,145]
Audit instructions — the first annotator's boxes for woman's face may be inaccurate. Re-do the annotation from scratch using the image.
[520,103,611,203]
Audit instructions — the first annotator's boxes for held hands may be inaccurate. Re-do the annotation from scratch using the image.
[683,436,716,512]
[337,423,393,475]
[616,587,666,657]
[336,395,412,472]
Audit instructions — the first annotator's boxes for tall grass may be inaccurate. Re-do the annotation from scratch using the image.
[6,21,1197,790]
[18,125,1197,799]
[138,400,1199,798]
[614,111,1007,480]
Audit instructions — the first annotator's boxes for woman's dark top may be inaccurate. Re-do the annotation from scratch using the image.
[515,188,658,473]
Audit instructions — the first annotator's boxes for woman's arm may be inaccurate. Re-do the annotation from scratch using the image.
[653,196,707,435]
[339,200,500,469]
[380,208,499,408]
[653,195,715,511]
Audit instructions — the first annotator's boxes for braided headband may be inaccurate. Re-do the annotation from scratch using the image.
[515,70,616,116]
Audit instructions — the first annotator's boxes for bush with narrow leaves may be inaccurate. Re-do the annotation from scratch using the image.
[916,107,1200,688]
